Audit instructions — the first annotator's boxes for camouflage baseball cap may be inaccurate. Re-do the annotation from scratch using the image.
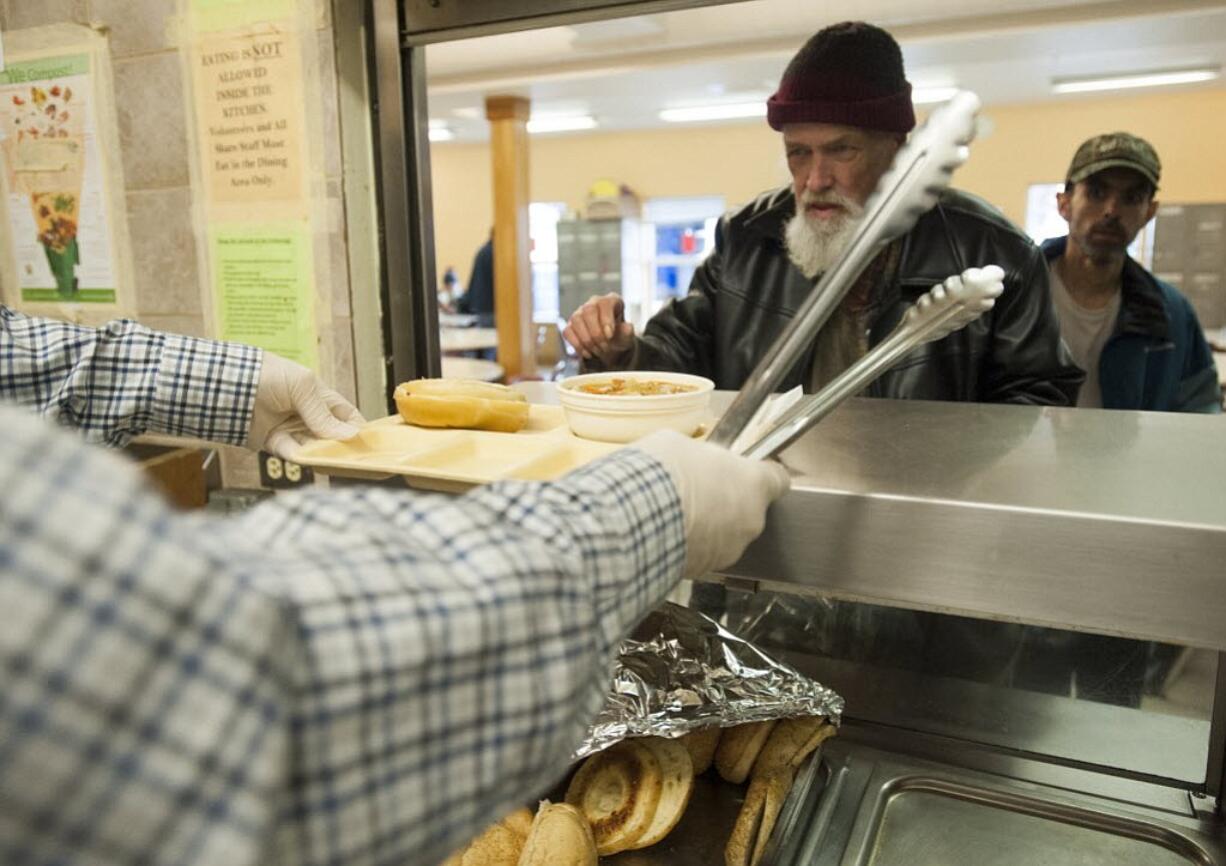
[1066,132,1161,187]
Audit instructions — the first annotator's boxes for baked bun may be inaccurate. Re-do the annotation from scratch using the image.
[501,807,534,840]
[751,715,836,780]
[680,726,722,775]
[627,737,695,849]
[724,766,795,866]
[459,820,523,866]
[440,806,533,866]
[565,739,663,855]
[516,801,597,866]
[394,378,529,433]
[714,720,777,784]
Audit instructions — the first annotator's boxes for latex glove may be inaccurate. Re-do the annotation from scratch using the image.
[635,430,791,579]
[246,352,365,459]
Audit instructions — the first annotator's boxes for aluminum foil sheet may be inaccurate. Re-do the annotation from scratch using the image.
[573,601,844,758]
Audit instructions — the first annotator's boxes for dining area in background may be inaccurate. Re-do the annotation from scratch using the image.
[438,311,571,384]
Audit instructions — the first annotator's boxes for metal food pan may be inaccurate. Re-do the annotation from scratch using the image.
[793,741,1224,866]
[861,776,1212,866]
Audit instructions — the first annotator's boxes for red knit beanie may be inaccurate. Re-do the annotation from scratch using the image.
[767,22,915,134]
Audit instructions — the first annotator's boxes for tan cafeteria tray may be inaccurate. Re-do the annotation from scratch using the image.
[293,404,621,492]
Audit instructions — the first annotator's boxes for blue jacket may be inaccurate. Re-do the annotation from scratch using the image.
[1041,237,1220,413]
[456,239,495,325]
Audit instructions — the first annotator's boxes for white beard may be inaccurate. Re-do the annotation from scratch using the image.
[785,192,865,278]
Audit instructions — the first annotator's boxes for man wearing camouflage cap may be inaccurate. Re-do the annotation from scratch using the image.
[1042,132,1220,411]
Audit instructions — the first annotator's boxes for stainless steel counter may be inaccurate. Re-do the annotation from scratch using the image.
[722,396,1226,652]
[517,383,1226,651]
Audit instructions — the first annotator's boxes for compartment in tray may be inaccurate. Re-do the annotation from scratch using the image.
[503,440,619,481]
[519,404,571,433]
[301,424,465,462]
[400,433,556,480]
[861,777,1213,866]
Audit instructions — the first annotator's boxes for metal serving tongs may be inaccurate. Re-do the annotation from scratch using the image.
[705,90,983,451]
[738,265,1004,459]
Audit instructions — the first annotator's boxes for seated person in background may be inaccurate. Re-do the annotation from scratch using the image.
[438,265,460,312]
[1042,132,1220,412]
[565,21,1082,406]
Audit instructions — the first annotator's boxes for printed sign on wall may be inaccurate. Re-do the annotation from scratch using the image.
[187,0,319,369]
[0,52,120,302]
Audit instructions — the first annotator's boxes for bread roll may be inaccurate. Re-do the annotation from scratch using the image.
[724,766,795,866]
[714,720,777,784]
[501,807,534,840]
[394,378,529,433]
[439,806,533,866]
[517,801,597,866]
[627,737,695,849]
[751,715,836,780]
[680,726,722,775]
[565,739,663,855]
[460,820,524,866]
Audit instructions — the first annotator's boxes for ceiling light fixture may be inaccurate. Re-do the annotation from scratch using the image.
[428,125,455,142]
[526,115,597,134]
[1052,67,1219,94]
[912,86,960,105]
[659,101,766,123]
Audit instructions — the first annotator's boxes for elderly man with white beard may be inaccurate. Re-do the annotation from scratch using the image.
[565,21,1082,405]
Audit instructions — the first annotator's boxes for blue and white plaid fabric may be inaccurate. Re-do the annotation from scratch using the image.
[0,402,685,865]
[1,305,259,446]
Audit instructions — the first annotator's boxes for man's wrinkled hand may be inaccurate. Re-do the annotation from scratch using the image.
[563,293,636,366]
[246,352,365,460]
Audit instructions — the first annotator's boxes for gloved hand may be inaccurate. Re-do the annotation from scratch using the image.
[635,430,791,579]
[246,352,365,459]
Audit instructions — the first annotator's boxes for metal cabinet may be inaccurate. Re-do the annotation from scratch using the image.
[556,217,645,320]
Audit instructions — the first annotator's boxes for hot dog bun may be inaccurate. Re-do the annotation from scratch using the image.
[680,726,722,775]
[714,720,777,785]
[516,802,597,866]
[751,715,836,780]
[439,806,533,866]
[724,766,795,866]
[394,378,529,433]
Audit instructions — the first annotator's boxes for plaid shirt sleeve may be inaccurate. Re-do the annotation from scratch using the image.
[0,305,259,446]
[0,403,686,866]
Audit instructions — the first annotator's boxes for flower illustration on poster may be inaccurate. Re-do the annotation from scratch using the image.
[8,82,83,295]
[0,52,117,304]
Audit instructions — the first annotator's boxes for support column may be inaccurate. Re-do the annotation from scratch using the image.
[484,95,534,380]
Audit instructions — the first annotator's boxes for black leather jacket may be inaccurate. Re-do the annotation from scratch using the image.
[616,187,1083,404]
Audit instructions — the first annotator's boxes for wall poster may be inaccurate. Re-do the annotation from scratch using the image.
[0,49,120,303]
[186,0,320,369]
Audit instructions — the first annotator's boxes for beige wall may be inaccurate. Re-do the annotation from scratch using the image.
[430,87,1226,282]
[958,88,1226,225]
[431,123,784,284]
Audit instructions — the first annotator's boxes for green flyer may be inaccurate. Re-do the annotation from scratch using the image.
[210,222,318,369]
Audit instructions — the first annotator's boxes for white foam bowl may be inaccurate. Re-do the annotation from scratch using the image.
[557,371,715,443]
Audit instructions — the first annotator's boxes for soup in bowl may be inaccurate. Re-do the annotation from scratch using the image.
[557,371,715,443]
